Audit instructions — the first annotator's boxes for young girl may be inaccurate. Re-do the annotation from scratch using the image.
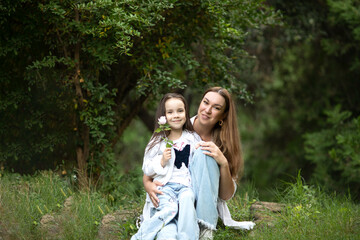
[131,93,201,240]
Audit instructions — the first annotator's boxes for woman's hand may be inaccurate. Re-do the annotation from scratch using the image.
[143,174,163,207]
[196,141,228,167]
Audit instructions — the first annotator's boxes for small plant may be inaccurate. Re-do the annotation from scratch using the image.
[117,220,138,239]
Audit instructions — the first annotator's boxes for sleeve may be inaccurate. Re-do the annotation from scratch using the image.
[217,179,255,230]
[231,178,237,199]
[217,198,255,230]
[142,143,170,177]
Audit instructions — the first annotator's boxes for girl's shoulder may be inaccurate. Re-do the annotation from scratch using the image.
[145,136,165,154]
[183,130,201,143]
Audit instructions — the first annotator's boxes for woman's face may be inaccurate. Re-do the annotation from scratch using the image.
[197,91,226,127]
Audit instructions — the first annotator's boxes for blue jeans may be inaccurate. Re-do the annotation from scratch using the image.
[190,148,220,230]
[132,182,199,240]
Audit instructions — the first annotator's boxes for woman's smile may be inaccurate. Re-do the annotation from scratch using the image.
[198,92,225,126]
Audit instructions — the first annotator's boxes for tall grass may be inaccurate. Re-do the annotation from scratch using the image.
[1,170,359,239]
[218,173,360,240]
[60,191,112,240]
[0,171,123,240]
[0,171,69,239]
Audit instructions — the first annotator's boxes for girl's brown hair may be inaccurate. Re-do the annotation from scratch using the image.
[203,87,244,180]
[147,93,193,152]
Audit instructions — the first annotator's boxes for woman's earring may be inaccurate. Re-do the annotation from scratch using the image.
[219,120,224,126]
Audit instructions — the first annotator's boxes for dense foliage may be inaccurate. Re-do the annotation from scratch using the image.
[240,0,360,198]
[0,0,277,186]
[304,106,360,196]
[1,0,359,199]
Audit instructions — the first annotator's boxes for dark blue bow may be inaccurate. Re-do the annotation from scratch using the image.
[174,144,190,169]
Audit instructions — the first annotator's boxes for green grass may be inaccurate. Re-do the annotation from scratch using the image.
[0,170,359,240]
[217,174,360,240]
[0,171,131,240]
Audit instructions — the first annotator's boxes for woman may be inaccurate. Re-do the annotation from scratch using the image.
[143,87,255,239]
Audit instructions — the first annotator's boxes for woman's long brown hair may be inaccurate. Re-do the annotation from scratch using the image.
[203,87,244,181]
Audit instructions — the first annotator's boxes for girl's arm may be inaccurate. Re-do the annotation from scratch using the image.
[197,141,235,200]
[142,142,165,207]
[143,143,169,177]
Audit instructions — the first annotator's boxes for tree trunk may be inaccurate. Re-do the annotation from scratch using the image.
[137,107,154,132]
[73,7,89,189]
[76,145,89,189]
[112,94,148,146]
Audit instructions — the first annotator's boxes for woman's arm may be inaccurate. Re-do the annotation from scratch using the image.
[143,174,163,207]
[197,141,235,200]
[218,160,235,200]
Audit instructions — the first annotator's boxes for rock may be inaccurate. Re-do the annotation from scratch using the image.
[251,201,286,213]
[250,201,287,227]
[40,214,56,225]
[101,214,116,225]
[63,196,73,210]
[39,214,61,238]
[98,209,138,240]
[37,196,74,239]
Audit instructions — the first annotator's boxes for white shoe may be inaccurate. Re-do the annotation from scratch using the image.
[199,227,213,240]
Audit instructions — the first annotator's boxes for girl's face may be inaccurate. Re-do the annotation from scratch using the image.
[197,91,226,127]
[165,98,186,131]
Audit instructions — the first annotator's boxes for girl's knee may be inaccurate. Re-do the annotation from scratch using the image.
[156,203,178,220]
[180,189,195,202]
[157,196,178,211]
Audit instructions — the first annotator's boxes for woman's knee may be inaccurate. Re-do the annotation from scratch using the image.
[193,149,218,171]
[193,148,214,165]
[193,148,206,160]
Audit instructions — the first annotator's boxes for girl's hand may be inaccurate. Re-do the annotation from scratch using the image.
[161,148,171,167]
[196,141,228,167]
[143,174,163,207]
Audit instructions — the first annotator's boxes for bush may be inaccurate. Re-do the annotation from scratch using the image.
[304,105,360,198]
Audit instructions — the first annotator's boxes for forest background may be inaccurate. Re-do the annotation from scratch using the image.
[1,0,359,204]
